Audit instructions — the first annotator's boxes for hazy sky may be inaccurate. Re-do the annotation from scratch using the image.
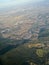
[0,0,43,8]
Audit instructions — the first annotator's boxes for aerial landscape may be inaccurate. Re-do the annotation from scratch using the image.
[0,0,49,65]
